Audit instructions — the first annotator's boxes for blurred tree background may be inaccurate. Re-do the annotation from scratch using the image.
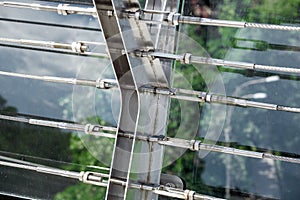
[164,0,300,199]
[0,93,108,199]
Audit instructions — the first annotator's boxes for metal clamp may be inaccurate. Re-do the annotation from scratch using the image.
[134,10,142,20]
[57,4,69,15]
[155,87,175,95]
[71,42,85,53]
[167,12,181,26]
[181,53,192,64]
[193,140,201,151]
[96,78,117,89]
[169,88,177,96]
[110,178,127,186]
[189,140,202,151]
[85,124,103,135]
[82,171,107,187]
[140,183,156,191]
[184,190,195,200]
[96,78,106,89]
[198,92,207,101]
[78,171,85,182]
[107,10,114,17]
[205,93,212,102]
[148,135,166,142]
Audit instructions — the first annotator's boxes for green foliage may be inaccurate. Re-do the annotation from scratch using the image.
[164,0,300,199]
[0,96,17,113]
[246,0,300,23]
[0,99,72,164]
[54,183,106,200]
[54,121,111,199]
[66,134,101,170]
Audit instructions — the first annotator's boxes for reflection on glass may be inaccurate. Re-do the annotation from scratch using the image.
[1,0,300,200]
[170,0,300,199]
[0,1,116,199]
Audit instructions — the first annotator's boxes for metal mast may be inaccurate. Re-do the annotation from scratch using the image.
[92,0,172,199]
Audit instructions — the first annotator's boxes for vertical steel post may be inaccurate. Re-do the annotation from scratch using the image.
[93,0,175,199]
[92,1,140,199]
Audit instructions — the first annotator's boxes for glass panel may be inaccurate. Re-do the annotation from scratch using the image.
[164,0,300,199]
[0,1,117,199]
[1,0,300,199]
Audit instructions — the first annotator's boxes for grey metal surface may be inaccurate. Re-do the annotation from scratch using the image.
[92,0,173,199]
[143,0,179,81]
[128,1,178,200]
[92,1,140,199]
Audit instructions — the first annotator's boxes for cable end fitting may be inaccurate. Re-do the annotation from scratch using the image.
[71,42,87,53]
[57,4,69,15]
[190,140,201,151]
[96,78,117,89]
[96,78,106,89]
[198,92,211,102]
[184,189,196,200]
[167,12,181,26]
[134,10,142,20]
[85,124,103,135]
[181,53,192,64]
[82,171,107,187]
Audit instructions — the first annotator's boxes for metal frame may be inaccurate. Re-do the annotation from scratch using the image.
[92,0,174,199]
[1,0,300,199]
[92,0,140,199]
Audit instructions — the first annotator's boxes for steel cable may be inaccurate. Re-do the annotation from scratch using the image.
[245,23,300,31]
